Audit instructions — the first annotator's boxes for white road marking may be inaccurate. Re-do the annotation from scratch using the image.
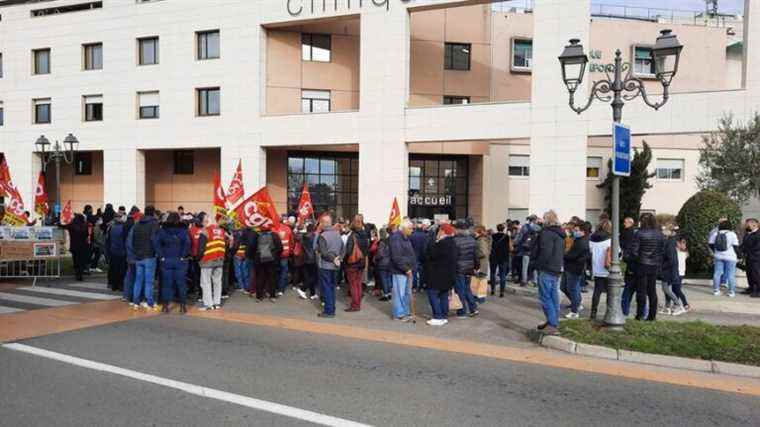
[0,292,76,307]
[0,306,24,314]
[62,282,110,291]
[2,343,373,427]
[19,287,120,301]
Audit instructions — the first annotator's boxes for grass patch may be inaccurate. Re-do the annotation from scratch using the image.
[559,319,760,367]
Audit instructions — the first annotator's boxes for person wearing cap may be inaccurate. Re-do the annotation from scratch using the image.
[425,223,458,326]
[453,220,479,318]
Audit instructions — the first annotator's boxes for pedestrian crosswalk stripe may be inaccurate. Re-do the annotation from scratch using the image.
[18,287,120,301]
[0,306,24,314]
[0,292,76,307]
[3,343,373,427]
[63,282,110,291]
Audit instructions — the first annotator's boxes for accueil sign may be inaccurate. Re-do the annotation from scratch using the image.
[287,0,412,17]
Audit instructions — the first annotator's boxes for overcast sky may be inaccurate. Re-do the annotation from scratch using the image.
[591,0,745,14]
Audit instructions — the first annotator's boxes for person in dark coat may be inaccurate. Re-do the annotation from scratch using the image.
[453,220,479,318]
[61,214,90,281]
[531,211,565,334]
[630,213,665,321]
[562,221,590,318]
[490,223,511,297]
[741,219,760,297]
[105,214,128,292]
[389,220,417,321]
[409,223,430,292]
[425,223,458,326]
[154,212,191,314]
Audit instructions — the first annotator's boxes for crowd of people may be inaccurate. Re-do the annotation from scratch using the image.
[56,203,760,334]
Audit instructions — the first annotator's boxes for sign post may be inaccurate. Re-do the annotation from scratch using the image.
[613,123,632,177]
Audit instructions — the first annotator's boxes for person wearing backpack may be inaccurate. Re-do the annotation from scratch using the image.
[709,219,740,297]
[154,212,191,314]
[344,215,370,312]
[251,223,283,303]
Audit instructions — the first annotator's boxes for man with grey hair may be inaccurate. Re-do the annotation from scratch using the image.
[531,210,565,335]
[389,219,416,321]
[317,214,344,318]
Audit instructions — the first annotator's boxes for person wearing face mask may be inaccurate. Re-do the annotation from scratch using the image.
[563,221,589,319]
[741,219,760,298]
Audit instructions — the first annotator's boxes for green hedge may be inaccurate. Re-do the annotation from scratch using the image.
[676,190,742,274]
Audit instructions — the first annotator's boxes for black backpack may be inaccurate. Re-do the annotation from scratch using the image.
[715,232,728,252]
[257,232,275,263]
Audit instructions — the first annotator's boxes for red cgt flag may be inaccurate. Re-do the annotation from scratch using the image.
[0,156,13,198]
[231,187,281,231]
[213,172,228,222]
[35,171,50,217]
[226,160,245,210]
[60,200,73,225]
[297,183,314,225]
[388,197,401,227]
[1,186,30,226]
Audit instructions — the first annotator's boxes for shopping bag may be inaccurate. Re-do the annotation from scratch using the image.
[470,276,488,298]
[449,289,463,311]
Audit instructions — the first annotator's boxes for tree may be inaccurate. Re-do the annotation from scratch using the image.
[597,141,655,223]
[697,113,760,205]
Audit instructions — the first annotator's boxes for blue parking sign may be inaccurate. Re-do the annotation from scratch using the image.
[613,123,631,177]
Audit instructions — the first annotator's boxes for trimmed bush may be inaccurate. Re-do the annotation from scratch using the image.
[676,190,742,274]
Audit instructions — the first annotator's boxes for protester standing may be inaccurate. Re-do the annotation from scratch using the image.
[453,220,479,318]
[317,215,344,318]
[197,215,228,310]
[154,212,191,314]
[630,213,665,321]
[389,219,416,321]
[297,223,319,300]
[231,225,254,295]
[105,214,128,292]
[709,219,740,298]
[741,219,760,298]
[126,206,160,311]
[344,215,369,312]
[532,211,565,334]
[374,228,393,301]
[588,220,612,320]
[660,226,686,316]
[251,223,282,303]
[490,223,511,297]
[409,222,429,292]
[275,222,293,296]
[425,223,458,326]
[563,221,589,319]
[61,214,90,282]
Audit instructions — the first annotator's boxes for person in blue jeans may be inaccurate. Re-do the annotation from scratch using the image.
[709,219,740,297]
[316,215,344,318]
[154,212,191,314]
[531,211,565,334]
[232,226,254,294]
[126,206,160,311]
[452,220,479,318]
[389,220,416,321]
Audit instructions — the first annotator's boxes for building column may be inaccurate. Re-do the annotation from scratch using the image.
[357,4,410,226]
[103,148,144,209]
[528,0,591,220]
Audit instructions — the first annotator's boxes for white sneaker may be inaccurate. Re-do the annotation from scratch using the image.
[276,292,284,297]
[564,312,579,319]
[221,295,229,299]
[713,290,721,296]
[296,289,308,300]
[671,306,686,316]
[441,319,449,325]
[310,295,319,300]
[426,319,443,326]
[577,305,584,313]
[140,302,149,309]
[728,292,736,298]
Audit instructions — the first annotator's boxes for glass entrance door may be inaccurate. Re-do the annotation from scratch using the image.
[408,155,468,221]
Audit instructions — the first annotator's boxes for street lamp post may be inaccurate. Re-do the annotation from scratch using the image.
[35,134,79,221]
[558,30,683,329]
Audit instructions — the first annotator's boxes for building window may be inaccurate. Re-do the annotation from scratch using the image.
[443,96,470,105]
[408,155,469,220]
[138,37,159,65]
[301,90,330,113]
[586,156,602,179]
[287,152,358,220]
[31,1,102,17]
[173,150,194,175]
[301,33,331,62]
[511,38,533,72]
[33,48,51,74]
[83,95,103,122]
[197,87,220,116]
[444,43,471,71]
[75,152,92,175]
[138,91,160,119]
[33,99,51,124]
[656,159,684,181]
[633,46,655,77]
[83,43,103,70]
[508,154,530,177]
[197,30,220,60]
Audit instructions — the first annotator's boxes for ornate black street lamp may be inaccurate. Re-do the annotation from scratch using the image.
[35,133,79,219]
[558,29,683,328]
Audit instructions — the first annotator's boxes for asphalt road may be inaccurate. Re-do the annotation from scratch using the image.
[1,315,758,427]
